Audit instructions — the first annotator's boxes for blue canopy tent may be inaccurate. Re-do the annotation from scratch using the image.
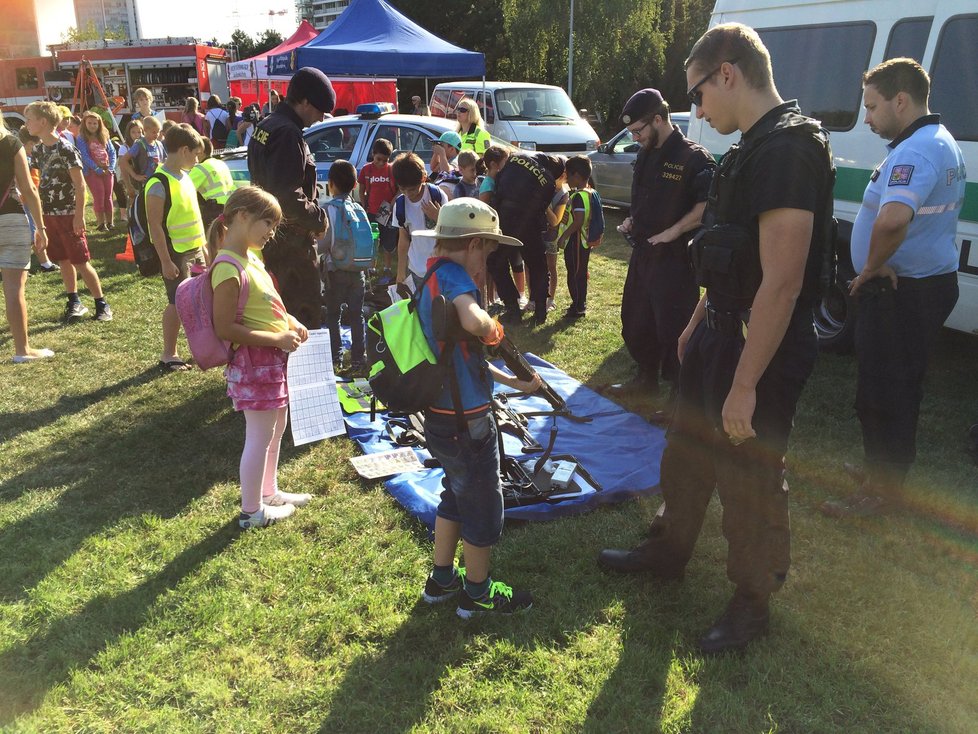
[268,0,485,98]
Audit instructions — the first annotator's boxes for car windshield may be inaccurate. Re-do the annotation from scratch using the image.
[495,88,578,121]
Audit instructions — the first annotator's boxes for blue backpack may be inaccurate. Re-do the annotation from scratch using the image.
[327,196,374,271]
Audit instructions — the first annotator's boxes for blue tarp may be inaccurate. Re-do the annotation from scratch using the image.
[268,0,485,78]
[344,354,665,533]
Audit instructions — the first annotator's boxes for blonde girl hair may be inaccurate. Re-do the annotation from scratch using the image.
[79,110,109,145]
[185,97,200,115]
[206,186,283,262]
[455,97,484,132]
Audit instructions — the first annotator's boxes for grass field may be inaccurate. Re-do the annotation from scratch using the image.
[1,209,976,733]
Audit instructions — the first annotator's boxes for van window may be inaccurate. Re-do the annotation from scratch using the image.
[885,17,932,62]
[495,88,578,121]
[929,15,978,142]
[757,22,876,131]
[430,90,451,118]
[477,91,495,124]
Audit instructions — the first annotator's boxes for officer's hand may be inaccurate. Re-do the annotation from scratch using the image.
[618,217,632,234]
[648,226,679,246]
[722,383,757,446]
[849,264,898,295]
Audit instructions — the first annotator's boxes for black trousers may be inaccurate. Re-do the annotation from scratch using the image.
[620,245,699,385]
[262,225,323,329]
[645,311,817,598]
[488,228,548,320]
[855,273,958,486]
[563,238,591,313]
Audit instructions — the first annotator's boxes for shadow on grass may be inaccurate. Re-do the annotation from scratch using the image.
[0,365,161,445]
[0,387,236,601]
[0,518,239,724]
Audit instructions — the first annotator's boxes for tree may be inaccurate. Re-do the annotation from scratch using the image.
[229,29,255,61]
[62,20,128,44]
[254,30,285,57]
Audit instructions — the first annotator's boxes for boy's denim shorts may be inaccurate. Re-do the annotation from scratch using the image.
[424,411,503,547]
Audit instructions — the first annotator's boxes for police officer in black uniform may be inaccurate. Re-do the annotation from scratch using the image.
[611,88,715,403]
[598,23,835,655]
[488,153,563,326]
[248,67,335,328]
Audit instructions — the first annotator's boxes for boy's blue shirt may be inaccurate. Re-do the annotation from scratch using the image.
[418,257,492,417]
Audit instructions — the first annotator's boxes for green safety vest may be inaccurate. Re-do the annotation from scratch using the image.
[146,167,206,253]
[336,380,379,413]
[190,158,236,204]
[557,188,593,247]
[460,127,491,155]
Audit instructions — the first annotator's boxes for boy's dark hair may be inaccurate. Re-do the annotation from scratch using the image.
[685,22,774,91]
[392,152,426,187]
[565,155,592,181]
[863,57,930,105]
[328,159,357,194]
[372,138,393,157]
[206,95,223,110]
[165,123,203,155]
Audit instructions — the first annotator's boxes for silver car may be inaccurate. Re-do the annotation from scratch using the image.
[589,112,690,207]
[220,112,471,203]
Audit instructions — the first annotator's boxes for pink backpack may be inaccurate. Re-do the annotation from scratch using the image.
[175,254,250,370]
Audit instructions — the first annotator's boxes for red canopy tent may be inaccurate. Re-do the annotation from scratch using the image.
[228,20,396,111]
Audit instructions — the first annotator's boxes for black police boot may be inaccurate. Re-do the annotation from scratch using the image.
[698,591,770,655]
[597,538,684,579]
[500,305,523,326]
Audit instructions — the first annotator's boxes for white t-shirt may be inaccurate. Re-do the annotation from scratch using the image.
[393,184,446,279]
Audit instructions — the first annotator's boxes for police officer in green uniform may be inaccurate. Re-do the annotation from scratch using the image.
[611,88,715,406]
[247,67,335,328]
[598,23,835,655]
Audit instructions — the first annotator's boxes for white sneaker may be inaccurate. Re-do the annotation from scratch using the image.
[547,297,556,312]
[238,502,295,529]
[267,490,313,507]
[12,348,55,364]
[518,295,529,309]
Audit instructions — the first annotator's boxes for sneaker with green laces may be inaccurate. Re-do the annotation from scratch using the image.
[422,567,466,604]
[457,580,533,619]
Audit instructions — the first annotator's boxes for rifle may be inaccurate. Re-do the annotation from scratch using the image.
[492,393,545,453]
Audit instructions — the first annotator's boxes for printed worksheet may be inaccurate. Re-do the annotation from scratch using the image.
[350,448,424,479]
[288,329,346,446]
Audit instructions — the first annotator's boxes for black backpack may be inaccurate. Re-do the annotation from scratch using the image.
[208,110,228,147]
[127,171,170,277]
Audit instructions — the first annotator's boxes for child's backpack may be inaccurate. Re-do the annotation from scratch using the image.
[366,260,454,413]
[175,254,250,371]
[584,188,605,248]
[127,170,169,277]
[393,183,446,231]
[208,110,228,147]
[326,196,374,271]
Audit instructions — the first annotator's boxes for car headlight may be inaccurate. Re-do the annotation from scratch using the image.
[586,139,599,151]
[515,141,537,151]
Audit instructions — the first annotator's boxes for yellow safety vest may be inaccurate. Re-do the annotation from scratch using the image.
[460,127,491,155]
[146,167,206,253]
[558,188,593,246]
[190,158,236,204]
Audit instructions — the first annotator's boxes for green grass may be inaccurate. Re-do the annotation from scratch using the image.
[1,209,976,733]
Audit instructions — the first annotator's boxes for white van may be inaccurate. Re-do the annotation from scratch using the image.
[688,0,977,351]
[429,81,601,155]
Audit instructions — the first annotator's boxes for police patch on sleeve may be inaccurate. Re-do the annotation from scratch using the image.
[888,164,914,186]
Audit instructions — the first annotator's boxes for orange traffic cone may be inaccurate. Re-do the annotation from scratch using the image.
[116,233,135,262]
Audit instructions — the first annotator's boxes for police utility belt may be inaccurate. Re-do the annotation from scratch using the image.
[704,302,750,337]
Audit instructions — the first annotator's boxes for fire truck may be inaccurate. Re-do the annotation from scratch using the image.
[0,38,230,129]
[0,57,55,129]
[51,38,230,113]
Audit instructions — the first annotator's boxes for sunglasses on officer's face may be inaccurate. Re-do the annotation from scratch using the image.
[687,59,738,107]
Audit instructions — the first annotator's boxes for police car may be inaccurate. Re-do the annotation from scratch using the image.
[588,112,690,207]
[687,0,977,351]
[220,104,516,203]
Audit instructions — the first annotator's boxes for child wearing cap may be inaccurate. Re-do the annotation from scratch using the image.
[416,197,542,618]
[430,131,461,190]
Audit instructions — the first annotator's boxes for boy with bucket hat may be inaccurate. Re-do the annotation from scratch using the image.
[415,197,542,618]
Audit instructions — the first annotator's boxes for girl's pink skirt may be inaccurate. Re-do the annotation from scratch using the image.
[225,345,289,411]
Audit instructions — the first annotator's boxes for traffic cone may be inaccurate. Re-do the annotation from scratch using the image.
[116,233,135,262]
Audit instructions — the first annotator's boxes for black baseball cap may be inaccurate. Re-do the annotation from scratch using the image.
[287,67,336,114]
[620,88,665,125]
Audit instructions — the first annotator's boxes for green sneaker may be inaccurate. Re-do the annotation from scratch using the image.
[422,567,465,604]
[457,580,533,619]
